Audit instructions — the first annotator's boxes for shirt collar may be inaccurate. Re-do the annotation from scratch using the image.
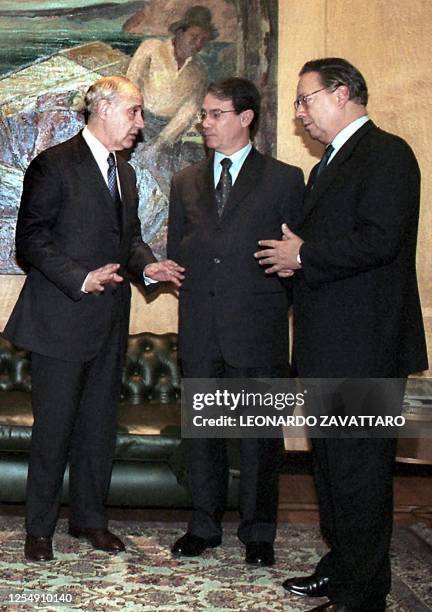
[213,142,252,186]
[82,125,113,167]
[329,115,370,158]
[214,141,252,168]
[170,39,193,73]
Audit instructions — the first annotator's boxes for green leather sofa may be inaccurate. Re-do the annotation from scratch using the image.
[0,333,240,508]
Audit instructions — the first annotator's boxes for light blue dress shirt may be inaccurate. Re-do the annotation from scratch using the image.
[213,142,252,186]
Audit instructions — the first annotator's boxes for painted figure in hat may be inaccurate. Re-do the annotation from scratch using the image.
[127,5,218,157]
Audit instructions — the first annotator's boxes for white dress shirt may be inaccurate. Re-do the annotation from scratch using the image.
[328,115,370,164]
[82,126,121,196]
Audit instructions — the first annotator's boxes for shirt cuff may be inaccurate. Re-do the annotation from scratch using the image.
[143,272,158,286]
[81,273,91,293]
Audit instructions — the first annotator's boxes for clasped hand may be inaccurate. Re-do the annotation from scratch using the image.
[254,223,303,277]
[144,260,185,287]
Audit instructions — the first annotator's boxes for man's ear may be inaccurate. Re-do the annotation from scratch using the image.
[97,99,111,120]
[240,109,254,127]
[336,84,350,106]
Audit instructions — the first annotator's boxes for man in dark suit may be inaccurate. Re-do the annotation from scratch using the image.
[255,58,428,611]
[167,77,304,565]
[3,76,184,562]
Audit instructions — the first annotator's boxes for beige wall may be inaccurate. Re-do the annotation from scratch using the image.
[1,0,431,370]
[278,0,431,373]
[0,276,178,335]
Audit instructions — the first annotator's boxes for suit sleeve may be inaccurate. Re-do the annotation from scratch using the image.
[279,166,305,297]
[300,139,420,285]
[124,167,158,290]
[15,155,89,301]
[280,166,305,231]
[167,176,184,263]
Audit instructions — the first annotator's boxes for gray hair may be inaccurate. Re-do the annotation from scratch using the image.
[84,76,139,115]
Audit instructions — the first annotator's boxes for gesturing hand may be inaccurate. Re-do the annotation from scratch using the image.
[144,260,185,287]
[84,263,123,294]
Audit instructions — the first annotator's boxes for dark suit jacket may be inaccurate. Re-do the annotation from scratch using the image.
[167,147,304,368]
[3,131,156,361]
[293,121,428,377]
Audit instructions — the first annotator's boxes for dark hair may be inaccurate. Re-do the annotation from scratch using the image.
[168,5,218,40]
[207,77,261,136]
[174,23,212,39]
[299,57,368,106]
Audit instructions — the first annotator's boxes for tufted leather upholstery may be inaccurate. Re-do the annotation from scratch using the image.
[0,333,180,402]
[122,332,181,405]
[0,338,32,393]
[0,333,240,508]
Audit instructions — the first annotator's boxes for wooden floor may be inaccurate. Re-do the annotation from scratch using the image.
[277,452,432,527]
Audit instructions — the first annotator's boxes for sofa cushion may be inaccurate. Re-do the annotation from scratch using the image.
[0,398,181,459]
[0,332,182,458]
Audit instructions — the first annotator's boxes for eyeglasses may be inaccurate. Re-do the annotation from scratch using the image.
[294,86,329,110]
[197,109,237,122]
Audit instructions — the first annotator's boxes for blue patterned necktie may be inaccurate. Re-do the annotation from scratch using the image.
[107,153,122,227]
[215,157,232,216]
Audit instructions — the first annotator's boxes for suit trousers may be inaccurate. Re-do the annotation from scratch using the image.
[26,318,124,536]
[181,336,285,543]
[312,379,406,607]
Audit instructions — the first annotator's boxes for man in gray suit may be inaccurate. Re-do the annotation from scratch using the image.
[256,58,428,611]
[167,77,304,565]
[3,76,184,561]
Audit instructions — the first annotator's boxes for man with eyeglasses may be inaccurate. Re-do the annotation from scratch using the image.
[255,58,427,611]
[167,77,304,565]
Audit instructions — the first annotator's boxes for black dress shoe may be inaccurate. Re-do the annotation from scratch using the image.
[68,526,125,553]
[308,601,354,612]
[307,604,354,612]
[282,572,329,597]
[171,533,221,557]
[245,542,275,566]
[25,535,54,562]
[308,602,385,612]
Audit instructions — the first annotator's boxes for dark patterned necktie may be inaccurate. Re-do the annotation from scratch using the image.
[107,153,122,227]
[107,153,120,200]
[314,144,334,183]
[215,157,232,216]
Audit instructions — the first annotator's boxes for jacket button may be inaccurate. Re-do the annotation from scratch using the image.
[209,291,215,296]
[214,257,221,264]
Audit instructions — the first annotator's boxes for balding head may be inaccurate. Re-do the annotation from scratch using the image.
[85,76,144,151]
[84,76,142,116]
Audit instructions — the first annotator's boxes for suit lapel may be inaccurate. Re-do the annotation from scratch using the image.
[191,147,264,223]
[117,158,134,228]
[220,147,263,219]
[74,132,111,200]
[194,153,219,223]
[304,120,375,216]
[74,132,124,228]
